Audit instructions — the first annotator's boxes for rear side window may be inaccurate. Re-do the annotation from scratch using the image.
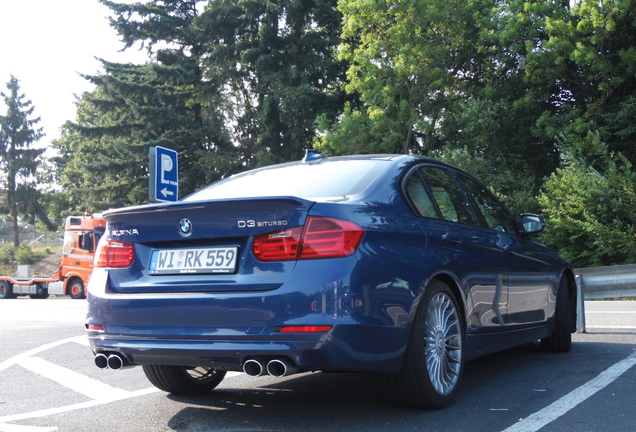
[417,167,477,226]
[184,160,387,201]
[404,175,438,218]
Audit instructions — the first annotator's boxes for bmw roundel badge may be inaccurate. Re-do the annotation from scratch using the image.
[179,218,193,236]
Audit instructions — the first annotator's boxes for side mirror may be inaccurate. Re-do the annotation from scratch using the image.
[520,213,546,235]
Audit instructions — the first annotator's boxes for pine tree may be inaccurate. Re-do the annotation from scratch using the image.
[0,76,52,246]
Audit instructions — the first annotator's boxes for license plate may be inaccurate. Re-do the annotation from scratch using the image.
[149,247,238,275]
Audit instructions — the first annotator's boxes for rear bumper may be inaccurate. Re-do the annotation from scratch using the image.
[87,280,411,372]
[88,334,331,371]
[87,323,406,373]
[86,251,418,373]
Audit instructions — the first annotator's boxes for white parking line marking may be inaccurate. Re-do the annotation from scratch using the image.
[502,351,636,432]
[0,388,159,425]
[586,326,636,330]
[0,336,244,428]
[586,311,636,314]
[0,335,158,430]
[0,336,86,373]
[19,357,131,401]
[0,424,57,432]
[71,337,90,347]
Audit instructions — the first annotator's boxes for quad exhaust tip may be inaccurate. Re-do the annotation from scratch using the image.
[94,353,132,370]
[266,358,298,377]
[94,353,108,369]
[243,358,298,378]
[243,359,266,377]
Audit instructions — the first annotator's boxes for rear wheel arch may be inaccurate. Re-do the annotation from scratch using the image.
[407,273,467,335]
[428,273,468,331]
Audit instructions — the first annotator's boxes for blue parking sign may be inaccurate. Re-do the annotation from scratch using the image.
[149,146,179,202]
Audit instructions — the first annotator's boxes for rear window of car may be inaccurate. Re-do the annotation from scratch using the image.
[184,160,388,201]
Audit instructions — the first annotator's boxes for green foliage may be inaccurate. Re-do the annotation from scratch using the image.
[323,0,479,154]
[539,133,636,267]
[54,0,346,214]
[46,0,636,267]
[0,244,52,276]
[198,0,346,166]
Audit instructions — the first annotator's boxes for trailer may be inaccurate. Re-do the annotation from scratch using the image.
[0,214,106,299]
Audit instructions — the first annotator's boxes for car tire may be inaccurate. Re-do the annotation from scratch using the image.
[385,279,464,409]
[68,278,85,300]
[142,365,227,395]
[0,281,16,299]
[541,277,572,353]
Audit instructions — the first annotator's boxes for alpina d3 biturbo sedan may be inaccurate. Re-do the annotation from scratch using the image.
[86,152,576,409]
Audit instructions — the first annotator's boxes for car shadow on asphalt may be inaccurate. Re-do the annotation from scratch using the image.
[162,342,565,432]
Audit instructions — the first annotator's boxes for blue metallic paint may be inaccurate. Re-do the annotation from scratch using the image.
[86,155,574,377]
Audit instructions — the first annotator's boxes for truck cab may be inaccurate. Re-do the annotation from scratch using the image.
[52,215,106,299]
[0,214,106,300]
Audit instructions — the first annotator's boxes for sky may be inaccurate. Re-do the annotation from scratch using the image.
[0,0,146,149]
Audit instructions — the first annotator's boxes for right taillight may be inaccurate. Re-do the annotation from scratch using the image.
[252,217,364,262]
[94,238,135,268]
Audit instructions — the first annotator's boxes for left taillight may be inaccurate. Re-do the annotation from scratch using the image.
[252,216,364,262]
[300,217,364,259]
[94,239,135,268]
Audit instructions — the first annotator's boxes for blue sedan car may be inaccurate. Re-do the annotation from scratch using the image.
[86,153,576,409]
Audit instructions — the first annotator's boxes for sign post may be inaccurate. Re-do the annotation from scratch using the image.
[149,146,178,202]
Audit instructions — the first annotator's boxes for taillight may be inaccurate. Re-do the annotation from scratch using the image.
[94,239,135,268]
[252,217,364,262]
[301,217,364,259]
[252,226,303,261]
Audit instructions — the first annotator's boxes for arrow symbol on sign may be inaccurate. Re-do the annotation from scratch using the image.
[160,188,174,197]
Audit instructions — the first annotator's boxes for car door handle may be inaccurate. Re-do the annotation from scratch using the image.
[502,245,515,254]
[442,233,462,244]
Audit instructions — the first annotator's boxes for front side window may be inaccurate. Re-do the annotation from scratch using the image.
[455,174,517,234]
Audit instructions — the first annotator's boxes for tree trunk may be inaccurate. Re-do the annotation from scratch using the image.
[10,198,19,247]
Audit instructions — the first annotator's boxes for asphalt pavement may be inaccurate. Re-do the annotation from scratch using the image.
[0,298,634,432]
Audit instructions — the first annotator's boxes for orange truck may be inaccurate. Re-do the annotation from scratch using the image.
[0,214,106,299]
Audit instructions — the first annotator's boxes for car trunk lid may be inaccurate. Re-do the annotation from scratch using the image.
[100,197,315,294]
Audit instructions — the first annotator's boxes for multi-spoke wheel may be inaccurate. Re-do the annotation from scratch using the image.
[424,289,463,396]
[143,364,227,395]
[385,279,464,409]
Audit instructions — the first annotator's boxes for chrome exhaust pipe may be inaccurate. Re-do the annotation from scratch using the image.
[94,353,108,369]
[106,354,133,370]
[267,358,298,378]
[243,359,266,377]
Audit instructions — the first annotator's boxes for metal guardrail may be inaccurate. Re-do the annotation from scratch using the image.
[574,263,636,332]
[576,264,636,300]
